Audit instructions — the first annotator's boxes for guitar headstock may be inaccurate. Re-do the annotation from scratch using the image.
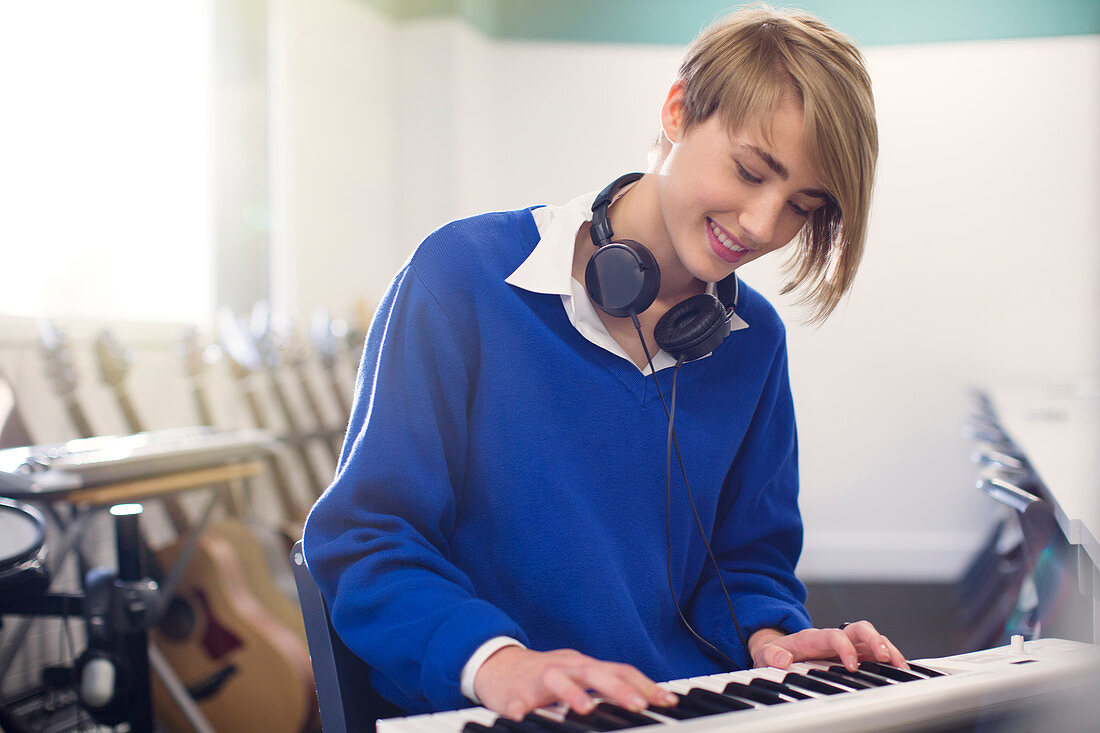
[216,306,264,378]
[310,309,338,370]
[38,320,81,401]
[250,301,310,370]
[178,326,222,380]
[93,329,135,390]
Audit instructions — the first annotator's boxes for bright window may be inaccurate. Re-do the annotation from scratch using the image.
[0,0,213,322]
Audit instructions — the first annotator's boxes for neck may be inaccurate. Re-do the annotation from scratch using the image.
[605,174,702,304]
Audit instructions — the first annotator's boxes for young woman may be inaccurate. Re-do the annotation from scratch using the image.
[304,4,903,722]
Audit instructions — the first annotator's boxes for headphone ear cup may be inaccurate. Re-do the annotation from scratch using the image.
[585,240,661,318]
[654,293,731,362]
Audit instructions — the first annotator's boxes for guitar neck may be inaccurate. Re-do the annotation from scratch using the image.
[292,364,342,463]
[325,367,352,421]
[64,398,97,443]
[224,370,307,527]
[115,388,146,434]
[103,379,192,538]
[189,378,216,428]
[267,374,328,493]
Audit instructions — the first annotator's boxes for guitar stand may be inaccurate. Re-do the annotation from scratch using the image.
[0,496,225,733]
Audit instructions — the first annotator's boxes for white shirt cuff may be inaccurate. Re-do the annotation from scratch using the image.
[460,636,526,704]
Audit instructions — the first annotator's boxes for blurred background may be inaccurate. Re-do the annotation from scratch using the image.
[0,0,1097,726]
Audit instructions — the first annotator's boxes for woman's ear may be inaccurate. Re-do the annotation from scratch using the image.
[660,82,688,144]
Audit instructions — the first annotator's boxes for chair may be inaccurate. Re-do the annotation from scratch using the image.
[291,540,406,732]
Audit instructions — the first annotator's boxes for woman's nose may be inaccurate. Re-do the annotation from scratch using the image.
[737,198,784,248]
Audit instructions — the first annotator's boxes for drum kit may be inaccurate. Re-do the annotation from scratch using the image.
[0,489,162,732]
[0,498,48,596]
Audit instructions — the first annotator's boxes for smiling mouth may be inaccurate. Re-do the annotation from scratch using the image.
[708,218,749,254]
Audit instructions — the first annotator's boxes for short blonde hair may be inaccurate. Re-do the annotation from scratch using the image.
[672,4,878,324]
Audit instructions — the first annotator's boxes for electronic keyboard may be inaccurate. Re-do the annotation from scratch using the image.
[0,427,276,493]
[377,638,1100,733]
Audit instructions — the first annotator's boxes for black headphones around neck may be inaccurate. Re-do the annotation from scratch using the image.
[585,172,740,362]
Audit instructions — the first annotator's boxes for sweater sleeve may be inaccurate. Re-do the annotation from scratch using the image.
[302,263,529,713]
[687,333,812,669]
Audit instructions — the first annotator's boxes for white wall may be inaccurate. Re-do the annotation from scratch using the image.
[272,6,1100,581]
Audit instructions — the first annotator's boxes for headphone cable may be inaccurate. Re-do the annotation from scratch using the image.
[629,315,750,667]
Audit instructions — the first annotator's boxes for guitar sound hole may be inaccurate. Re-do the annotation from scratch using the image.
[159,596,197,641]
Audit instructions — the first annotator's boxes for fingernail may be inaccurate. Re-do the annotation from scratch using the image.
[776,651,793,666]
[628,694,646,710]
[662,691,678,706]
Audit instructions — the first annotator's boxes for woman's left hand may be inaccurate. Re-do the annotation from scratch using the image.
[748,620,908,671]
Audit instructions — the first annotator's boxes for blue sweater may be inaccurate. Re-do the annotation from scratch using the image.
[303,208,811,714]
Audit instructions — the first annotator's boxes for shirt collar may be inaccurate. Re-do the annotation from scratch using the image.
[506,188,749,372]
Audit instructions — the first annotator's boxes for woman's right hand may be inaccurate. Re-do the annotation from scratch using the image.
[472,646,679,721]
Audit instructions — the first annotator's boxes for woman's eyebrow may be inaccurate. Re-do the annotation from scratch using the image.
[745,144,829,199]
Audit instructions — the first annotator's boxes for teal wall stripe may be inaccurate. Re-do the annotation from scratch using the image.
[364,0,1100,46]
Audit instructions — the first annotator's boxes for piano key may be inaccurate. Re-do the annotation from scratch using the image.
[671,691,734,715]
[782,672,849,695]
[685,688,755,712]
[826,665,895,687]
[905,662,946,678]
[492,719,544,733]
[721,680,789,705]
[563,708,628,731]
[593,703,662,728]
[463,723,494,733]
[524,712,588,733]
[644,702,703,720]
[858,661,926,683]
[807,669,873,690]
[748,678,812,700]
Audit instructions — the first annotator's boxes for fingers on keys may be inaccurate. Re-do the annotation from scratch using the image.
[842,621,909,670]
[502,653,675,721]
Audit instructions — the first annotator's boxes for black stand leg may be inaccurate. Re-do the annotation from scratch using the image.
[113,505,155,733]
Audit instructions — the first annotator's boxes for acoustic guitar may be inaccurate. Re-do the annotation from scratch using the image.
[309,309,353,425]
[176,326,310,635]
[247,302,332,495]
[40,325,317,733]
[216,308,318,520]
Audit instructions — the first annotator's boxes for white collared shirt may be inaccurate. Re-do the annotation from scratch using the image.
[505,189,749,375]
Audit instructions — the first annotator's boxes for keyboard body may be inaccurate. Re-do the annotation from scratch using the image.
[377,638,1100,732]
[0,427,276,493]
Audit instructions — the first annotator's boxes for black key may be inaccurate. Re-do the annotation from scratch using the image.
[722,681,788,705]
[859,662,926,683]
[807,669,873,690]
[464,723,495,733]
[595,703,662,728]
[782,673,848,695]
[749,678,812,700]
[905,662,946,678]
[826,665,894,687]
[672,692,735,715]
[686,688,754,712]
[645,701,705,720]
[494,717,548,733]
[565,708,629,731]
[524,713,589,733]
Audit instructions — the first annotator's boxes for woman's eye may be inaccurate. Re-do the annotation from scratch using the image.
[789,202,810,217]
[736,162,762,184]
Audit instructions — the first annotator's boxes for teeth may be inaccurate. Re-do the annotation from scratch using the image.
[709,220,744,252]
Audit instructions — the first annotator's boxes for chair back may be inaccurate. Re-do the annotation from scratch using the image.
[291,540,405,732]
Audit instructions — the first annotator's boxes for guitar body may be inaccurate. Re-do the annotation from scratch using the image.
[207,518,305,638]
[152,532,316,733]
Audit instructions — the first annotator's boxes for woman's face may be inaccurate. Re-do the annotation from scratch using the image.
[655,85,829,285]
